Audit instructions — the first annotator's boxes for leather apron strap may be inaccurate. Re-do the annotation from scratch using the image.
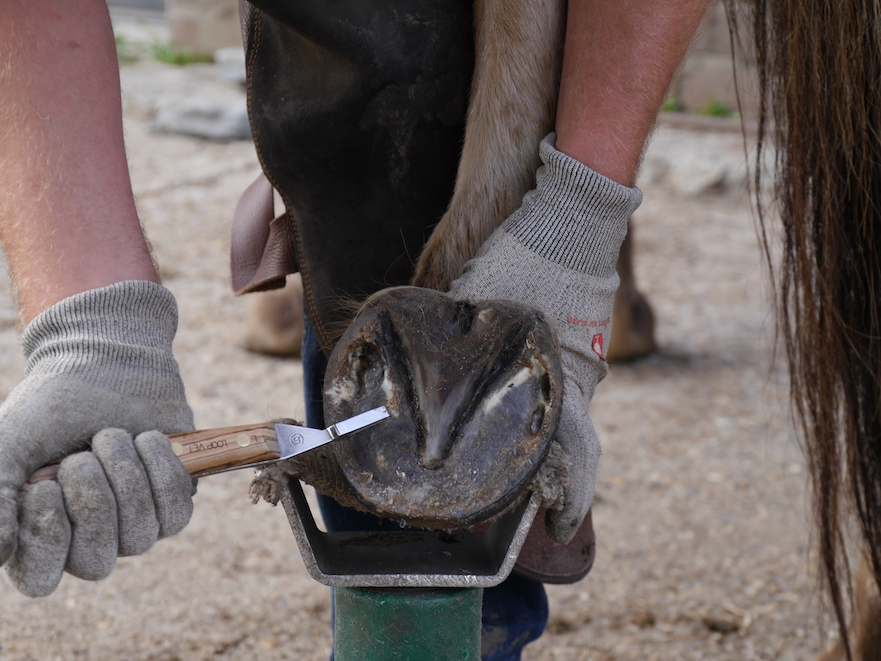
[230,172,299,295]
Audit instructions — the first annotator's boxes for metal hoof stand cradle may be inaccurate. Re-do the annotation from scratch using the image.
[282,479,542,660]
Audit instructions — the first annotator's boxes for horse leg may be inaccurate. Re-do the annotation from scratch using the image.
[850,556,881,661]
[242,274,304,358]
[816,554,881,661]
[607,219,657,363]
[411,0,567,292]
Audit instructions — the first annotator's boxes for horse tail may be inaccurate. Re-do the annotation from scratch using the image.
[736,0,881,654]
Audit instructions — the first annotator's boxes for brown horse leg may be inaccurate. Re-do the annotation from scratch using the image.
[242,274,304,358]
[411,0,566,292]
[606,219,656,363]
[816,554,881,661]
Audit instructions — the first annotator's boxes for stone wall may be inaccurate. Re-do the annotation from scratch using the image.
[671,2,759,118]
[164,0,758,117]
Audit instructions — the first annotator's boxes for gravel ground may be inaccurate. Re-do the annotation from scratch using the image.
[0,57,833,660]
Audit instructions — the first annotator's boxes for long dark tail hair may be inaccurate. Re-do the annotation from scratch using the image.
[734,0,881,655]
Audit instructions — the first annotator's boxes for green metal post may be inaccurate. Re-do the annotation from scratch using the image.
[334,587,483,660]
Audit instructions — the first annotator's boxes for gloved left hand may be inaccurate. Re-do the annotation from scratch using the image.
[0,281,196,597]
[449,134,641,544]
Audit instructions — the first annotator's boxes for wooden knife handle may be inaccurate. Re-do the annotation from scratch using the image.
[22,423,280,493]
[167,423,280,477]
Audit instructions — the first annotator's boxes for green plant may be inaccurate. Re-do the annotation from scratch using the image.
[699,98,733,118]
[661,96,682,113]
[114,35,141,63]
[152,42,214,66]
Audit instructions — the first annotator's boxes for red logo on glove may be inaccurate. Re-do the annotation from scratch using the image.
[592,334,605,361]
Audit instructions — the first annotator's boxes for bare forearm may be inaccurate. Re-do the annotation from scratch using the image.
[0,0,158,325]
[556,0,709,186]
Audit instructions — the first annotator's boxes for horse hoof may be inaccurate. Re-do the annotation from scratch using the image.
[608,219,657,363]
[607,283,657,363]
[321,286,563,529]
[242,274,304,358]
[814,554,881,661]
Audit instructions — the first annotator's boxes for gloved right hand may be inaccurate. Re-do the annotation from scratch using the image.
[0,281,196,597]
[448,135,641,545]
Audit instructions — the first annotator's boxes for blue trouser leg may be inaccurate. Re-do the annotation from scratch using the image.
[302,314,548,660]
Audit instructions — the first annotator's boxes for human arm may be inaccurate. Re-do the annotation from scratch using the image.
[0,0,195,597]
[555,0,709,185]
[0,0,159,323]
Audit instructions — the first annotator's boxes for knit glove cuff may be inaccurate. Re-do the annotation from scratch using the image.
[22,280,187,403]
[501,133,641,277]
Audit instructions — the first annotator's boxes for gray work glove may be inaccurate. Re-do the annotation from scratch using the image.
[449,134,641,544]
[0,281,196,597]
